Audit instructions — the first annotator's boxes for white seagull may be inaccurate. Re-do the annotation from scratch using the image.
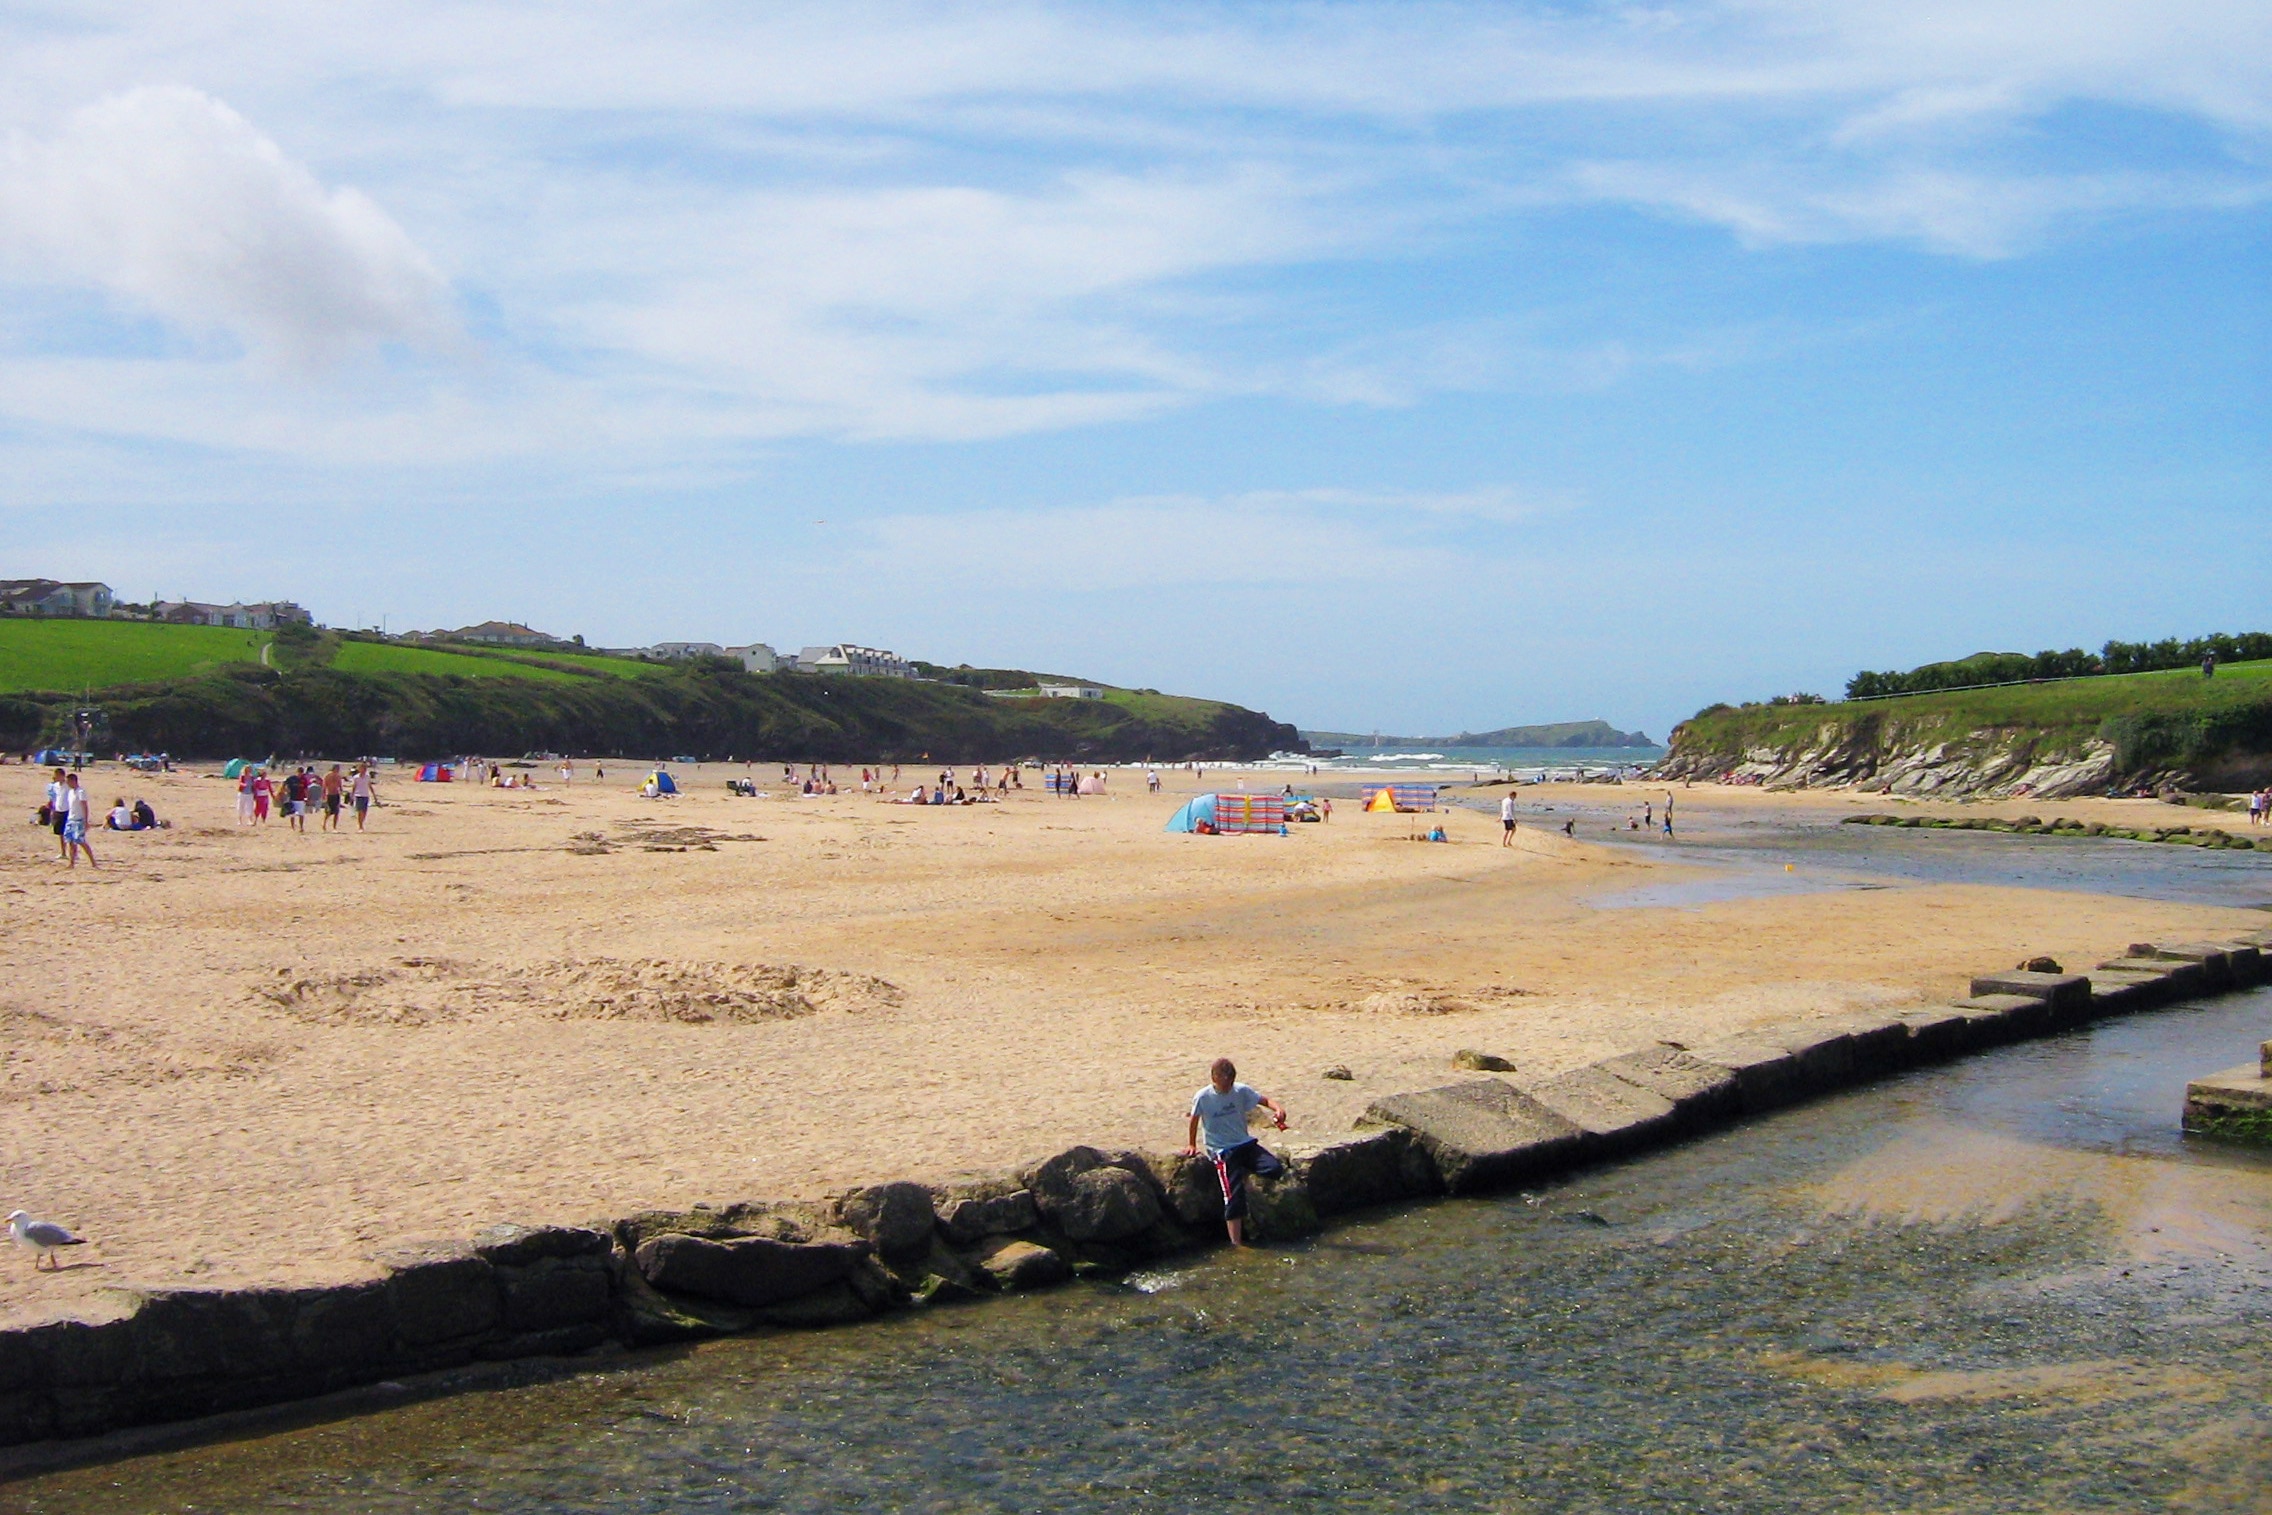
[8,1210,87,1270]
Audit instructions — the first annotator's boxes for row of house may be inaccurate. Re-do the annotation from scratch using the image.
[629,641,914,677]
[440,624,915,679]
[2,579,311,629]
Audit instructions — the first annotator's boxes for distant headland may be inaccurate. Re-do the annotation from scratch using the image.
[1300,719,1656,749]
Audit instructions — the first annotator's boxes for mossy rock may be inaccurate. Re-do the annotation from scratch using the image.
[2186,1107,2272,1147]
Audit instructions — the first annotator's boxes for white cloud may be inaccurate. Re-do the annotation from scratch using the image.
[0,86,454,367]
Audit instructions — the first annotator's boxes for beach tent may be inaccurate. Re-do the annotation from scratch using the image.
[1362,786,1397,813]
[1163,794,1217,832]
[1361,783,1438,813]
[1077,774,1106,795]
[1167,793,1286,834]
[222,757,259,779]
[646,770,680,796]
[416,763,454,782]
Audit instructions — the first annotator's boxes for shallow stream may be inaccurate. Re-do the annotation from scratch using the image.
[17,989,2272,1512]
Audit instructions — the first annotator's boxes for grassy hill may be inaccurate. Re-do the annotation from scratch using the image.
[1665,658,2272,795]
[0,621,1301,762]
[0,619,272,692]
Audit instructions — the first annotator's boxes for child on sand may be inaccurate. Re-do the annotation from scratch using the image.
[1181,1058,1288,1247]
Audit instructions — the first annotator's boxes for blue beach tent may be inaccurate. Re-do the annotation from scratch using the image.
[1163,794,1217,832]
[649,770,680,795]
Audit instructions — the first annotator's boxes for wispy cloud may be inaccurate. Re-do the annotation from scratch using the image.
[0,2,2262,455]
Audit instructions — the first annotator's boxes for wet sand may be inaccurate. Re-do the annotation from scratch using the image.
[0,761,2259,1326]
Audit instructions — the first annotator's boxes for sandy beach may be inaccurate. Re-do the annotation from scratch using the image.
[1,760,2261,1328]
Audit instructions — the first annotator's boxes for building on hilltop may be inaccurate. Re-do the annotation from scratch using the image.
[793,644,913,678]
[155,598,308,629]
[648,641,726,660]
[449,621,556,647]
[724,643,778,673]
[1,579,114,618]
[984,682,1105,699]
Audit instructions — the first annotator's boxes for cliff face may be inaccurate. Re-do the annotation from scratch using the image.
[1657,717,2130,798]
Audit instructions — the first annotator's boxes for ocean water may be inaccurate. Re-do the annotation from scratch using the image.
[1286,744,1664,775]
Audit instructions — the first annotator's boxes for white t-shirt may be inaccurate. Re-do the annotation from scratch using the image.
[109,804,131,828]
[351,771,373,799]
[1501,796,1517,822]
[1190,1082,1263,1155]
[47,779,67,814]
[64,787,89,822]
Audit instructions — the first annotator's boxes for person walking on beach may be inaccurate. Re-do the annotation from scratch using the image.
[45,767,71,860]
[1501,791,1519,846]
[60,773,96,869]
[350,763,374,830]
[321,764,344,831]
[1182,1058,1289,1248]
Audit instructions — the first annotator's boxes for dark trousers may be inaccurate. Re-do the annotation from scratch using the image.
[1211,1139,1284,1221]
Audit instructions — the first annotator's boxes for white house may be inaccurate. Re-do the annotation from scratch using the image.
[1,579,113,618]
[648,641,727,660]
[157,598,310,630]
[447,620,554,646]
[1038,683,1104,699]
[723,643,779,673]
[794,644,913,678]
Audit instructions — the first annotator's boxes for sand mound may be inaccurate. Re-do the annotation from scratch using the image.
[253,957,903,1028]
[1338,981,1535,1016]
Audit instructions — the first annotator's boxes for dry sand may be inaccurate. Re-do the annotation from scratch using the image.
[0,760,2261,1326]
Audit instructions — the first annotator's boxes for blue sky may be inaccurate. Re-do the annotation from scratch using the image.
[0,3,2264,741]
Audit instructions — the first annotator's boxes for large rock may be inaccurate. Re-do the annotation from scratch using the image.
[936,1189,1040,1244]
[372,1240,500,1351]
[1888,1005,1991,1063]
[2097,957,2209,999]
[1950,992,2054,1039]
[1146,1151,1228,1228]
[2086,969,2175,1015]
[1514,1066,1678,1161]
[1967,970,2092,1017]
[973,1238,1071,1291]
[1359,1080,1584,1194]
[1805,1013,1917,1078]
[633,1233,865,1308]
[838,1182,938,1259]
[1025,1146,1167,1241]
[1683,1040,1809,1114]
[496,1256,613,1334]
[610,1264,753,1347]
[1051,1166,1162,1242]
[1591,1044,1741,1129]
[1283,1129,1440,1215]
[471,1223,612,1268]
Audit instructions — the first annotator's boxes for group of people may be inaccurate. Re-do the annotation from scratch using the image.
[2249,788,2271,826]
[236,763,374,831]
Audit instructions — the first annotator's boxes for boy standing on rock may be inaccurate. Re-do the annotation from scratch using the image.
[1182,1058,1288,1247]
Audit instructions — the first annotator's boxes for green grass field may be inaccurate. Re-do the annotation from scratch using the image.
[479,647,669,679]
[0,619,272,694]
[327,640,584,683]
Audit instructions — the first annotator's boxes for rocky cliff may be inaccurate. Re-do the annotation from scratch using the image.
[1660,668,2272,798]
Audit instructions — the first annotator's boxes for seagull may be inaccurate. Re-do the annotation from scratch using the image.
[8,1211,87,1271]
